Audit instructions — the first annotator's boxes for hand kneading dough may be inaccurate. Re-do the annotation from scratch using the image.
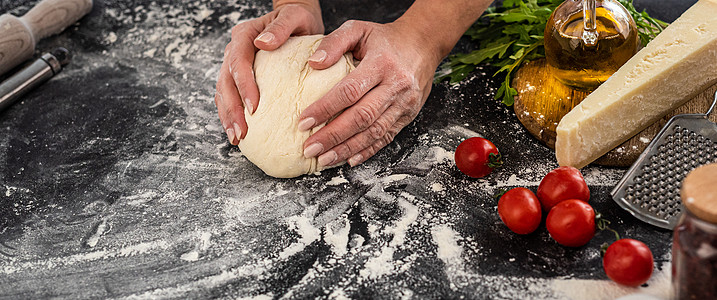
[239,35,355,178]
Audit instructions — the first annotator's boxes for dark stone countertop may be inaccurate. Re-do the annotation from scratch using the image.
[0,0,696,299]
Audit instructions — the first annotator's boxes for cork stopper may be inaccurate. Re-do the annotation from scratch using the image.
[681,163,717,224]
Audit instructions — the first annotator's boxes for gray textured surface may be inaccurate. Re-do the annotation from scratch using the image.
[0,0,691,298]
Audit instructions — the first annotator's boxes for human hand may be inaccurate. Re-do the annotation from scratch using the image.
[299,20,443,167]
[215,2,323,145]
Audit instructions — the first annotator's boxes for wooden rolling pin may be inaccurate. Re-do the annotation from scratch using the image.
[0,0,92,76]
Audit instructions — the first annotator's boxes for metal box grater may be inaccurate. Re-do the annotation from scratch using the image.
[611,92,717,229]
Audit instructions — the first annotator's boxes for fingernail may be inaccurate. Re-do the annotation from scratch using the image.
[298,118,316,131]
[255,32,275,44]
[308,50,327,63]
[226,128,236,145]
[348,154,363,167]
[318,150,337,167]
[244,99,254,115]
[303,143,323,158]
[233,123,242,141]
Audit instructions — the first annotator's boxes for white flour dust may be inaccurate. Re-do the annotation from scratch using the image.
[359,196,419,280]
[278,212,322,260]
[0,1,653,297]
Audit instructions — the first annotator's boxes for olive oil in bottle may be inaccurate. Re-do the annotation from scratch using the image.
[544,0,638,90]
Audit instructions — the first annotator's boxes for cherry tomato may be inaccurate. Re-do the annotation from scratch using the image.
[455,137,502,178]
[603,239,654,286]
[537,166,590,211]
[546,199,595,247]
[498,187,542,234]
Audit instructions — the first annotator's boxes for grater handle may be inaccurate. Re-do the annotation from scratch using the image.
[706,90,717,117]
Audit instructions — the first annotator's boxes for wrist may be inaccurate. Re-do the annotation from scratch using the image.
[274,0,322,18]
[389,19,445,68]
[394,0,491,63]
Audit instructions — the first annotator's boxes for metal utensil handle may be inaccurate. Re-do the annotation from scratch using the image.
[705,90,717,117]
[0,48,69,112]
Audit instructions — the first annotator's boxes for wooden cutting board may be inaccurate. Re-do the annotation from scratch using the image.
[513,58,717,167]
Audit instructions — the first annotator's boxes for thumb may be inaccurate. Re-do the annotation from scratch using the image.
[254,10,307,51]
[308,20,365,70]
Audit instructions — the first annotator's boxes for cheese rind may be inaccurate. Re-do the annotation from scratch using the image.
[555,0,717,168]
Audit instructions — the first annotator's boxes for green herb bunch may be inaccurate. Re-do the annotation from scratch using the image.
[435,0,668,106]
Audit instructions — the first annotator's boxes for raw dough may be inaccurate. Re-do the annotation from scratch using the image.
[239,35,355,178]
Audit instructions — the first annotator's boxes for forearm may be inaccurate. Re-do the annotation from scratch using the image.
[273,0,321,17]
[395,0,493,64]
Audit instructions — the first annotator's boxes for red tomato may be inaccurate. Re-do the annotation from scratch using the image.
[546,199,595,247]
[603,239,654,286]
[455,137,502,178]
[537,166,590,211]
[498,188,542,234]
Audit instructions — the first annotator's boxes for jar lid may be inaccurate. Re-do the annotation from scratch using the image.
[681,163,717,224]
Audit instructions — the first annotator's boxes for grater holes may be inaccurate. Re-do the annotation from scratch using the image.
[643,163,653,172]
[624,126,715,222]
[657,195,666,204]
[689,138,699,147]
[658,144,667,153]
[626,194,635,203]
[651,168,659,177]
[666,162,675,173]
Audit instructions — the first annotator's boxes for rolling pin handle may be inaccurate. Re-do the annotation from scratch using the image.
[22,0,93,40]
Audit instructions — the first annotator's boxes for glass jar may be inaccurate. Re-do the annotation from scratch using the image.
[672,164,717,300]
[544,0,638,90]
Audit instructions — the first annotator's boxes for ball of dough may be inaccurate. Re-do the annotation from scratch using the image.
[239,35,355,178]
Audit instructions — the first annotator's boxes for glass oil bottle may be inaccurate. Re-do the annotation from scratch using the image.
[544,0,638,90]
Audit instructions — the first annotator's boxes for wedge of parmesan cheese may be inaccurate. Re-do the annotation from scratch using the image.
[555,0,717,168]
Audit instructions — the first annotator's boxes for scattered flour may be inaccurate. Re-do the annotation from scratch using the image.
[122,259,270,299]
[278,213,321,260]
[2,239,170,275]
[431,224,463,264]
[324,216,351,256]
[359,197,419,279]
[122,191,158,206]
[4,185,30,197]
[381,174,409,184]
[327,175,349,186]
[427,146,454,164]
[550,262,672,300]
[105,32,118,44]
[86,219,108,248]
[496,174,541,188]
[1,1,647,297]
[180,231,212,262]
[431,182,445,193]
